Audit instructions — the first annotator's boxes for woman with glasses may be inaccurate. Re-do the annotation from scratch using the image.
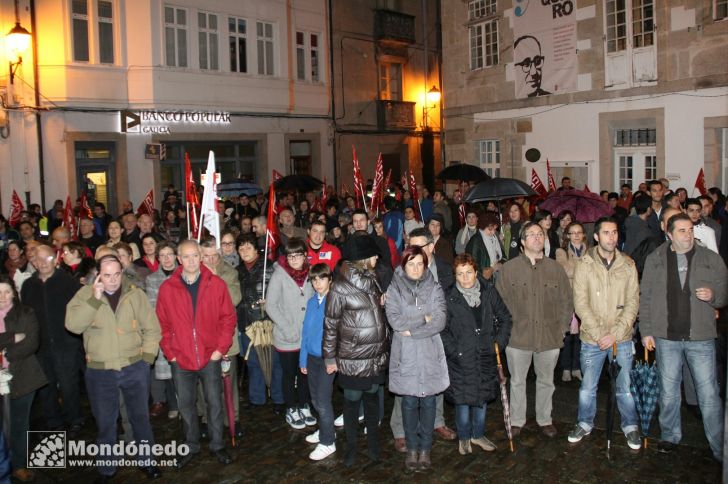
[220,231,240,268]
[266,237,316,430]
[555,221,588,382]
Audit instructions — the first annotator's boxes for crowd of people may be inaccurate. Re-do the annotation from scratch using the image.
[0,175,726,481]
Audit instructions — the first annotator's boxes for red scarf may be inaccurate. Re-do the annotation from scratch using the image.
[143,256,159,273]
[281,258,309,288]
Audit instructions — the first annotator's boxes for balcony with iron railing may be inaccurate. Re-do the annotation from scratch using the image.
[374,9,416,44]
[376,99,416,131]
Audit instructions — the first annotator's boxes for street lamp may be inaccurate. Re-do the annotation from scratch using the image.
[422,85,441,129]
[6,2,31,85]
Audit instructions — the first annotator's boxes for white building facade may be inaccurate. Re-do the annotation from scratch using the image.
[441,0,728,194]
[0,0,333,214]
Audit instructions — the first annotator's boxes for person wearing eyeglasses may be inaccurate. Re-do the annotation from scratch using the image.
[555,221,589,382]
[266,237,316,431]
[514,35,551,97]
[495,222,573,439]
[219,230,240,268]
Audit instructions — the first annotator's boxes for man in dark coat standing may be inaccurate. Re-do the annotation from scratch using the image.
[20,244,85,436]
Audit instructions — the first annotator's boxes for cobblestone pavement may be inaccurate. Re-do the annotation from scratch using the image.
[23,369,721,483]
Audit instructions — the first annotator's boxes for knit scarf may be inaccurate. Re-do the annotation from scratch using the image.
[456,280,481,308]
[282,259,309,288]
[223,252,240,268]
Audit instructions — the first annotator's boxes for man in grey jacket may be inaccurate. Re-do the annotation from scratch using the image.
[640,213,728,461]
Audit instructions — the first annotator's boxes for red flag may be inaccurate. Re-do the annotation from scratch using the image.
[266,183,280,260]
[319,177,328,211]
[370,153,384,213]
[531,169,548,197]
[62,196,78,240]
[694,168,707,196]
[352,146,366,210]
[546,159,556,192]
[458,203,466,227]
[272,169,283,181]
[8,190,24,227]
[583,184,591,193]
[185,153,200,238]
[408,171,422,222]
[400,173,408,190]
[79,191,93,219]
[382,169,392,200]
[136,189,155,216]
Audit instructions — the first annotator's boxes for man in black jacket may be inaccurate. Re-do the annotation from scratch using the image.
[20,244,84,436]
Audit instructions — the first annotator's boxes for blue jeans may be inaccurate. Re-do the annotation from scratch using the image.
[85,360,155,476]
[172,360,224,453]
[454,404,486,441]
[401,395,436,451]
[307,355,335,446]
[576,341,638,434]
[241,334,283,405]
[656,338,724,459]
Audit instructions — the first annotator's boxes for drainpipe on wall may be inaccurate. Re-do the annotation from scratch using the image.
[328,0,337,187]
[30,0,45,211]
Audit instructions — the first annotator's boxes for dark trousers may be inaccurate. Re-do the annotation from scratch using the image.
[402,395,436,452]
[172,359,224,453]
[1,391,35,470]
[241,334,284,405]
[277,350,309,409]
[306,355,335,445]
[559,334,582,372]
[38,349,83,428]
[85,360,155,476]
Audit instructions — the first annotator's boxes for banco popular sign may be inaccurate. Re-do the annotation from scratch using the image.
[120,109,231,134]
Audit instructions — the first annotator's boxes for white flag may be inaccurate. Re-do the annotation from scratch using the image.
[199,150,220,248]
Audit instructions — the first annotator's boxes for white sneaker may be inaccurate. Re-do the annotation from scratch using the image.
[309,443,336,461]
[334,414,344,427]
[300,405,317,426]
[572,370,583,381]
[562,370,572,382]
[286,407,305,430]
[167,410,179,419]
[305,430,320,444]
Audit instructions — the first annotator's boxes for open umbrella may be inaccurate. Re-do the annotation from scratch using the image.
[244,316,274,389]
[437,163,490,183]
[463,177,537,203]
[494,343,515,452]
[221,357,237,447]
[217,179,263,198]
[606,343,622,458]
[274,174,324,192]
[538,189,612,223]
[630,347,659,449]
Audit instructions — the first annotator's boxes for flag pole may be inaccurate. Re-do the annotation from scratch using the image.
[186,202,191,239]
[262,230,270,299]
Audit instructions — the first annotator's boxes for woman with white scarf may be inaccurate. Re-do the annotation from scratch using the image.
[455,209,478,255]
[464,212,505,280]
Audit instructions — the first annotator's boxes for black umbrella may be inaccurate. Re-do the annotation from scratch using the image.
[437,163,491,182]
[273,174,324,192]
[463,177,537,203]
[606,343,621,458]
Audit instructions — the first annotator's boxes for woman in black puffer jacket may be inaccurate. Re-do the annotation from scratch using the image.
[441,254,512,456]
[323,236,388,467]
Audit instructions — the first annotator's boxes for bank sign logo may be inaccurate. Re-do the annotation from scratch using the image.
[27,431,66,468]
[119,109,231,134]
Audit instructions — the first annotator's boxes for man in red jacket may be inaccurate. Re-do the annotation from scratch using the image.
[307,219,341,270]
[156,239,236,468]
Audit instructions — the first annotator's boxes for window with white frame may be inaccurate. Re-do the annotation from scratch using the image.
[379,62,402,100]
[257,21,274,76]
[229,17,247,73]
[165,6,188,67]
[469,20,498,70]
[71,0,90,62]
[475,140,500,177]
[198,12,219,70]
[97,0,114,64]
[604,0,656,87]
[613,127,657,191]
[716,0,728,20]
[310,34,319,82]
[468,0,497,19]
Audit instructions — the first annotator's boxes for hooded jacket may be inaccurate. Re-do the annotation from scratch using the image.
[322,261,388,377]
[386,267,449,397]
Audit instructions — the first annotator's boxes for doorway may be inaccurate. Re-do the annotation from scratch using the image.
[75,142,116,214]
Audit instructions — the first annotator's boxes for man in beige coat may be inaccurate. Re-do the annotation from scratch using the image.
[495,222,572,438]
[566,217,641,450]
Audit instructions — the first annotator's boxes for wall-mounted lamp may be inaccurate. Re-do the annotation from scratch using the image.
[423,85,441,129]
[6,0,31,85]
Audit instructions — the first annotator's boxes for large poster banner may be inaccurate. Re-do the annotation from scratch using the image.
[513,0,577,98]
